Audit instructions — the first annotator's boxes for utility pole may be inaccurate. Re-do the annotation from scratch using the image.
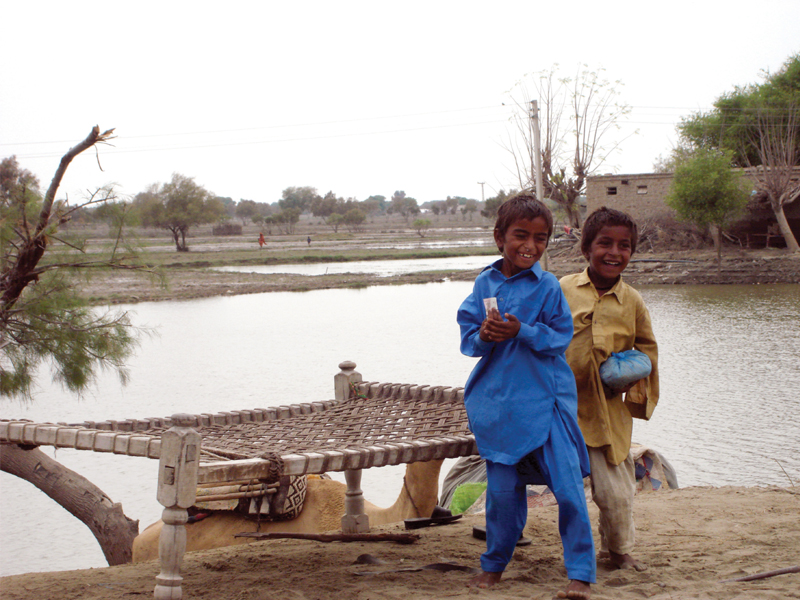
[530,100,549,271]
[477,181,485,203]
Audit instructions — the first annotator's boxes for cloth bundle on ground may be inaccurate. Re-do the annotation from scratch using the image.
[599,349,652,390]
[440,444,678,515]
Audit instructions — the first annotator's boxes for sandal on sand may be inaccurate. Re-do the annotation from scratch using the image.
[404,506,463,530]
[472,525,532,546]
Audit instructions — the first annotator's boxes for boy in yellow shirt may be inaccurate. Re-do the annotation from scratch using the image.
[560,207,659,571]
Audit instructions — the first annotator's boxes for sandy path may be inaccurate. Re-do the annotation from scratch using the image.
[2,486,798,600]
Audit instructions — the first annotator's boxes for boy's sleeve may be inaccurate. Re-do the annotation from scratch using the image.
[625,299,659,420]
[514,282,574,356]
[457,283,494,358]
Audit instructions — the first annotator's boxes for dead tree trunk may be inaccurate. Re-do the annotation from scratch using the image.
[0,443,139,565]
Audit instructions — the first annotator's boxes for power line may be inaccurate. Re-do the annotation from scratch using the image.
[0,105,510,148]
[2,103,749,148]
[9,117,513,159]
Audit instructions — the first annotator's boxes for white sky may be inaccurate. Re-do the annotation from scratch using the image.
[2,0,798,206]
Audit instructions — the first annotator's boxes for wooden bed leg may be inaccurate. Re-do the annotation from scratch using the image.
[154,414,200,600]
[336,361,368,532]
[342,468,370,533]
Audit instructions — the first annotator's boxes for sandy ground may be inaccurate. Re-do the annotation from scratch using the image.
[2,486,798,600]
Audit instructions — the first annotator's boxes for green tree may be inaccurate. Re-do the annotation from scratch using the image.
[506,64,631,228]
[674,54,800,251]
[1,135,146,398]
[311,191,340,217]
[235,199,259,225]
[216,196,236,220]
[362,195,386,214]
[273,207,301,234]
[412,218,432,237]
[677,54,800,167]
[326,212,344,233]
[342,208,366,232]
[279,186,320,212]
[90,200,138,229]
[481,189,516,220]
[666,148,750,266]
[461,199,478,221]
[312,191,352,231]
[135,174,224,251]
[387,191,420,222]
[1,127,146,564]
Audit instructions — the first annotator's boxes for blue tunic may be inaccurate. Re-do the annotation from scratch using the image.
[457,259,587,468]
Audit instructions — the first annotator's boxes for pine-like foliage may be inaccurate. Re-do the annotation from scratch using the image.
[1,128,149,398]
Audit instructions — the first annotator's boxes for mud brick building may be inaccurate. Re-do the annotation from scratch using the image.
[586,170,800,247]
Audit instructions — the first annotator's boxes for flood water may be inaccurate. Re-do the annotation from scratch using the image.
[213,254,493,276]
[1,261,798,577]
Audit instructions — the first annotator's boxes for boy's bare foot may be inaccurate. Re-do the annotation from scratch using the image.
[608,550,647,571]
[556,579,591,599]
[467,570,503,588]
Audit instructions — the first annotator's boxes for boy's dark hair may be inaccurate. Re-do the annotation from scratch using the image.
[494,192,554,243]
[580,206,638,255]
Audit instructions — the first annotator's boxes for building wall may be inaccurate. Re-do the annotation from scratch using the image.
[585,169,800,244]
[586,169,800,221]
[585,173,676,221]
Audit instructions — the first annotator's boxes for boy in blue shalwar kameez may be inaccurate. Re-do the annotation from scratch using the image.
[457,194,595,599]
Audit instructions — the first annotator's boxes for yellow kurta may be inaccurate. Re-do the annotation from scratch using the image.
[560,269,659,466]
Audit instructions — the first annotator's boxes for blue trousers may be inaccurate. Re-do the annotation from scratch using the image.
[481,416,596,583]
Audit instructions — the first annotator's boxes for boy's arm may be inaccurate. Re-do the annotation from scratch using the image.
[457,289,494,358]
[514,285,574,357]
[625,302,660,419]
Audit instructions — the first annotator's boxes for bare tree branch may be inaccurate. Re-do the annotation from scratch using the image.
[2,126,116,312]
[743,104,800,252]
[503,65,632,228]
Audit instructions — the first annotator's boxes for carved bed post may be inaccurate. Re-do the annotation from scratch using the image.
[154,414,200,600]
[334,360,361,402]
[334,361,369,533]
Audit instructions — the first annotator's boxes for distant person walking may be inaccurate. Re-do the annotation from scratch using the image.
[307,236,312,246]
[258,232,265,249]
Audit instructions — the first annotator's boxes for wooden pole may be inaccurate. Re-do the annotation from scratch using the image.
[530,100,549,271]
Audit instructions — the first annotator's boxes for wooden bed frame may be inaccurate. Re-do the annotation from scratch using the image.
[1,361,477,599]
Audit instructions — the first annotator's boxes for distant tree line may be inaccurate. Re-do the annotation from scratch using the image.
[69,176,513,251]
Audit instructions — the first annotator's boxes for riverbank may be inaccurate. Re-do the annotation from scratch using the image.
[80,246,799,305]
[2,486,798,600]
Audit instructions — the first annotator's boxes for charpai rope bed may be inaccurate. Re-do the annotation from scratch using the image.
[1,375,476,470]
[0,361,478,600]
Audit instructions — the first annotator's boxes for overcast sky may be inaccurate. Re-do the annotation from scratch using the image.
[2,1,798,207]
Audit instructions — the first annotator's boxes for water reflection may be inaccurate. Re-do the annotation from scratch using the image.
[633,285,800,489]
[213,254,493,276]
[1,282,798,576]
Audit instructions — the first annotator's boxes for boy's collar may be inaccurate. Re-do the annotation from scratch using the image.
[577,268,624,302]
[488,258,543,279]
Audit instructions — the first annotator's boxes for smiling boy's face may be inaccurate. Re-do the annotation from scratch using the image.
[583,224,633,288]
[494,216,549,277]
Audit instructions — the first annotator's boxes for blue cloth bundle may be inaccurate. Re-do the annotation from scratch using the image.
[599,349,652,390]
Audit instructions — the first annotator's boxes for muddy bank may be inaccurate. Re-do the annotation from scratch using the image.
[80,249,799,305]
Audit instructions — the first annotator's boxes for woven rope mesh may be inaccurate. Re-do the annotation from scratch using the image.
[1,384,472,464]
[143,390,471,460]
